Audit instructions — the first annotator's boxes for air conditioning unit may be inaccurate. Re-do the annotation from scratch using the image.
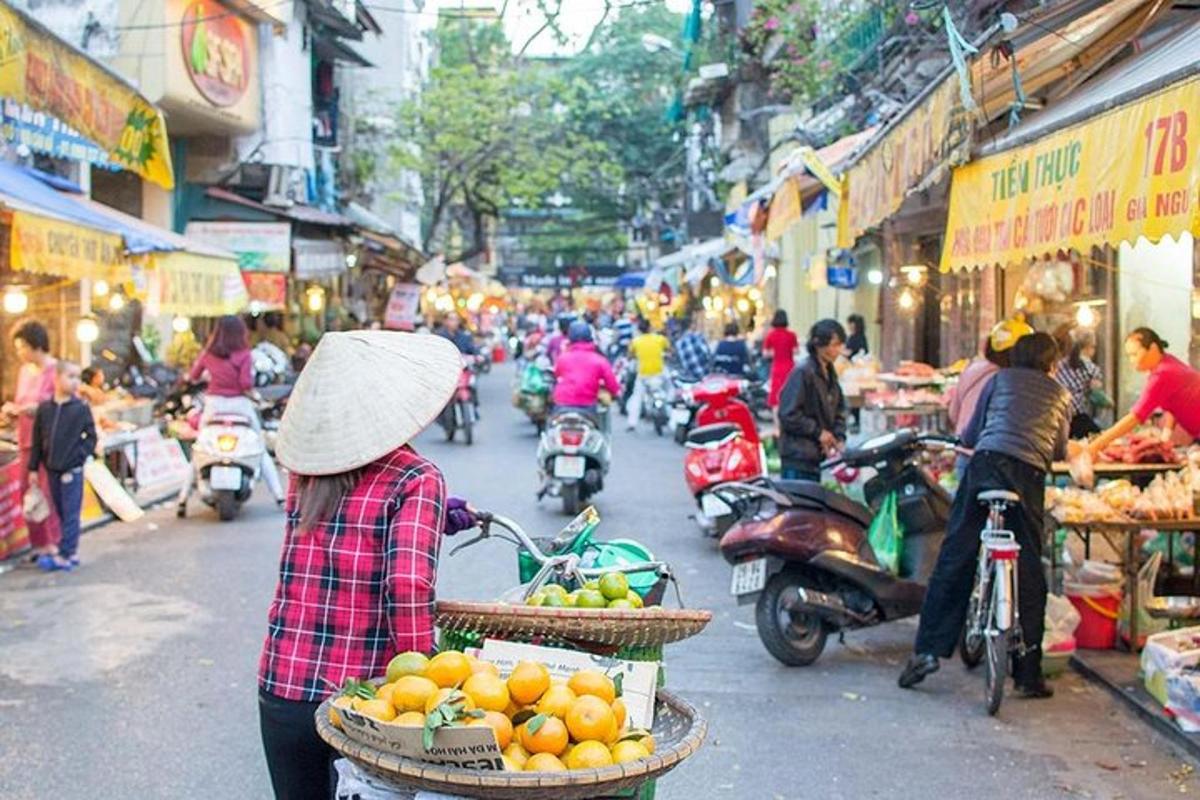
[263,165,296,208]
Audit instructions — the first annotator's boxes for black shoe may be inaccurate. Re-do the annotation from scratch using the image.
[1015,681,1054,699]
[898,654,939,688]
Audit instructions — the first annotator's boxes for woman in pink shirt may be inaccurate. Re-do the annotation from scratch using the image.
[1085,328,1200,456]
[2,321,60,557]
[185,316,285,505]
[553,322,619,412]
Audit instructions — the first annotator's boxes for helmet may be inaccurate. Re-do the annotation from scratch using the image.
[568,321,593,343]
[989,318,1034,352]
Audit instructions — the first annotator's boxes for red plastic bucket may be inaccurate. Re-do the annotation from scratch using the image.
[1066,588,1121,649]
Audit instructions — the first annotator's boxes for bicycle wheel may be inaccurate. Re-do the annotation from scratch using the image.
[984,628,1008,716]
[960,570,988,669]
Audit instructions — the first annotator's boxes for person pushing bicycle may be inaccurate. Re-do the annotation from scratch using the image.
[899,332,1070,699]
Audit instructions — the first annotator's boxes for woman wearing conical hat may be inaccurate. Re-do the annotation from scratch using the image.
[256,331,476,799]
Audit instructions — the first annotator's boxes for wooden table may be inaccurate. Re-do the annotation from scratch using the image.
[1053,518,1200,649]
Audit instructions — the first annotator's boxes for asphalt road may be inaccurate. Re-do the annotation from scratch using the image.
[0,362,1195,799]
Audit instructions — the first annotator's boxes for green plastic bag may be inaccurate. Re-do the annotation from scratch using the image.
[868,491,904,574]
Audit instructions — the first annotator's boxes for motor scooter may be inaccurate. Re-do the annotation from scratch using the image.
[682,376,765,537]
[716,429,955,665]
[440,356,480,445]
[178,400,272,521]
[514,354,553,433]
[537,406,611,515]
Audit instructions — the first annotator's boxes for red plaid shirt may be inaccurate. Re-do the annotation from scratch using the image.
[258,446,446,702]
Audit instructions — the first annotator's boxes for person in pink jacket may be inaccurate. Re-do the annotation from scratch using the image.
[553,322,619,413]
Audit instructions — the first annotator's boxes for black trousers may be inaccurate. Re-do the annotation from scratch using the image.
[259,689,336,800]
[913,450,1048,685]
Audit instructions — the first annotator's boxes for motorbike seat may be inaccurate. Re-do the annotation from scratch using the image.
[209,414,252,427]
[772,479,874,528]
[550,410,599,429]
[685,422,740,447]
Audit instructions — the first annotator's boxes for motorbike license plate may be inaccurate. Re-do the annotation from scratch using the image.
[209,465,243,491]
[554,456,586,479]
[700,492,732,518]
[670,407,690,426]
[730,558,768,596]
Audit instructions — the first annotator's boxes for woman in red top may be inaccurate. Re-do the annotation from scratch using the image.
[762,309,799,408]
[258,331,472,800]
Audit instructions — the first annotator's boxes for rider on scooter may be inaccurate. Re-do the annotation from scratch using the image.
[553,322,619,426]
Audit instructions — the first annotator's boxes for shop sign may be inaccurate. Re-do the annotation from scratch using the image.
[941,76,1200,271]
[149,252,248,316]
[293,238,347,280]
[131,427,191,496]
[185,222,292,273]
[383,283,422,331]
[180,0,249,107]
[241,271,287,310]
[8,211,129,282]
[0,3,174,188]
[840,75,974,247]
[1,99,112,168]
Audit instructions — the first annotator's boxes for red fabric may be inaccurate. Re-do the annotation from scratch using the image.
[553,342,619,407]
[258,446,446,702]
[763,328,798,407]
[12,361,58,548]
[1131,354,1200,437]
[189,349,253,397]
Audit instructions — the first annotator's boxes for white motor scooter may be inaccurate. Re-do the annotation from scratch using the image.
[177,402,272,522]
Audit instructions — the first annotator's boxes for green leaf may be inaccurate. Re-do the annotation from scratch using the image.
[525,713,548,735]
[613,672,624,699]
[190,7,209,76]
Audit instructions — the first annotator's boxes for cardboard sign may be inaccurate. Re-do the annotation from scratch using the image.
[477,640,658,730]
[384,283,422,331]
[130,427,191,497]
[338,708,503,770]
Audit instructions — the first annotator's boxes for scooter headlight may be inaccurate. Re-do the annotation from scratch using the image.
[217,434,238,453]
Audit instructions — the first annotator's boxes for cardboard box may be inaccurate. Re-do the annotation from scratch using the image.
[1141,627,1200,707]
[338,708,503,770]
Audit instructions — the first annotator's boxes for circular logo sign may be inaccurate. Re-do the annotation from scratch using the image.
[180,1,249,108]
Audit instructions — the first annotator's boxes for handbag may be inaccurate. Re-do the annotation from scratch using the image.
[23,483,50,523]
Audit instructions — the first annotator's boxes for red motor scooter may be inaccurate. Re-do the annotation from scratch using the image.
[716,429,955,666]
[682,376,766,537]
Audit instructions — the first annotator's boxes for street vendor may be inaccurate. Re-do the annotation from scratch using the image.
[257,331,478,800]
[1081,328,1200,457]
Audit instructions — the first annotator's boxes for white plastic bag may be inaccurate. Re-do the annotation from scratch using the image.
[22,483,49,524]
[1044,593,1081,649]
[1120,551,1168,647]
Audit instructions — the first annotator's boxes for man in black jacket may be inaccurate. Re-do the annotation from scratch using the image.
[29,361,97,572]
[777,319,848,480]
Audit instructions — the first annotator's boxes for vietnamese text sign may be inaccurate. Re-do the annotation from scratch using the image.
[150,251,248,316]
[0,3,174,188]
[131,426,192,496]
[186,222,292,273]
[9,211,129,282]
[941,76,1200,271]
[1,99,113,167]
[338,709,503,770]
[241,271,287,310]
[383,283,422,330]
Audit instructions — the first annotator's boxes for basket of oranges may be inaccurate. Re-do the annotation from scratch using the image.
[316,650,706,800]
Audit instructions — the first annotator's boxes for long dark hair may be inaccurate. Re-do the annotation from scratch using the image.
[1068,333,1094,370]
[771,309,789,329]
[847,314,865,335]
[806,318,847,359]
[296,470,362,534]
[208,315,249,359]
[1127,327,1168,352]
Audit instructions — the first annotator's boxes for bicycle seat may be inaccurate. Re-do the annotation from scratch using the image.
[977,489,1020,505]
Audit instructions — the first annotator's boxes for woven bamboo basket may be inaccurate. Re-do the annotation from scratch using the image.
[435,601,712,649]
[316,689,706,800]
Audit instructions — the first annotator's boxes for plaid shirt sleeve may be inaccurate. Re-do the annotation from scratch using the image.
[678,333,710,379]
[384,468,446,654]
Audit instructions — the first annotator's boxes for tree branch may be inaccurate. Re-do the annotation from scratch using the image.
[582,1,613,53]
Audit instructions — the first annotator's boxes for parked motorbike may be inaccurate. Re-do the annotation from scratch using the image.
[537,407,611,515]
[178,399,274,522]
[717,429,955,665]
[513,355,553,433]
[440,356,480,445]
[682,376,766,537]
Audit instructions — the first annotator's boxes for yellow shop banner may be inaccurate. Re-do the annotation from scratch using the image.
[9,211,130,283]
[941,76,1200,271]
[0,3,174,189]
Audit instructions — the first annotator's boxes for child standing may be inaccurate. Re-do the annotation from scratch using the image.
[28,361,97,572]
[899,332,1070,698]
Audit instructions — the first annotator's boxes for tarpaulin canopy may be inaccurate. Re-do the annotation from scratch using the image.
[613,271,646,289]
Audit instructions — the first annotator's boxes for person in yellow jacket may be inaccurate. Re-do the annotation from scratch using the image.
[626,319,670,431]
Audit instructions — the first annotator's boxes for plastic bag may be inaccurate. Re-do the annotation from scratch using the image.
[23,483,49,524]
[867,491,903,574]
[1120,551,1168,647]
[1043,593,1081,649]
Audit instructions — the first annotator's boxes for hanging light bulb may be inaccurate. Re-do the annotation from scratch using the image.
[108,292,125,311]
[898,287,916,312]
[76,315,100,343]
[1075,304,1098,328]
[3,286,29,314]
[736,298,751,314]
[172,316,192,334]
[93,279,109,298]
[709,276,720,289]
[867,268,884,286]
[305,286,326,313]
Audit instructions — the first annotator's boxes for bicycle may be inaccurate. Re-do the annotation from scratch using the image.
[959,489,1024,716]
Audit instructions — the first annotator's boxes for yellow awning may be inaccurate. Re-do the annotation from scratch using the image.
[8,210,132,283]
[940,75,1200,272]
[148,251,249,316]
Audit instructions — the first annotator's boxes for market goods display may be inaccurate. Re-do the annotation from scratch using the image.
[524,571,645,609]
[863,388,946,409]
[1100,433,1179,465]
[1048,468,1199,523]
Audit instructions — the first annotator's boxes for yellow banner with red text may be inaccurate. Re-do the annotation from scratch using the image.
[941,76,1200,272]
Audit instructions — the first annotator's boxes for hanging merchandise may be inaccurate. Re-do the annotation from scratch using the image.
[943,5,979,112]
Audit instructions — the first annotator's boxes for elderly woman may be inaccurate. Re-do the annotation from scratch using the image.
[2,321,60,558]
[257,331,476,800]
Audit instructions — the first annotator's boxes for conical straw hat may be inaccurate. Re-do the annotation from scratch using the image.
[275,331,462,475]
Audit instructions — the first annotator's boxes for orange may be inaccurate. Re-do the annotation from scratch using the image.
[425,688,477,716]
[507,661,551,705]
[501,755,522,771]
[386,651,431,683]
[567,670,616,704]
[610,740,650,764]
[610,698,627,732]
[517,716,569,755]
[354,698,397,722]
[534,684,577,719]
[565,696,616,743]
[467,710,514,749]
[425,651,473,689]
[470,660,501,677]
[374,682,398,708]
[462,672,511,713]
[329,695,353,729]
[392,675,439,713]
[502,742,530,768]
[622,730,656,754]
[565,740,614,770]
[523,753,567,772]
[504,699,534,720]
[392,711,426,727]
